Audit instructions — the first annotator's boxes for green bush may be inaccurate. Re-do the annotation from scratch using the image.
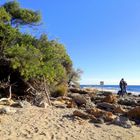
[51,84,68,97]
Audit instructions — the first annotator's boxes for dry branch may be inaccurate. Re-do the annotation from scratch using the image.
[0,85,12,102]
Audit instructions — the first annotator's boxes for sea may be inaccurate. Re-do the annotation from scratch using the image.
[80,85,140,94]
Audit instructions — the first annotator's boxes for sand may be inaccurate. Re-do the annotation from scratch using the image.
[0,105,140,140]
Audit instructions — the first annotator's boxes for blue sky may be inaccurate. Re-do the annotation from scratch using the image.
[1,0,140,85]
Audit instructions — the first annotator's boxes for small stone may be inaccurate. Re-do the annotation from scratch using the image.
[0,107,16,114]
[39,101,49,108]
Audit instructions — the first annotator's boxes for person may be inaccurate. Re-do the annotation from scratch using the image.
[119,78,127,96]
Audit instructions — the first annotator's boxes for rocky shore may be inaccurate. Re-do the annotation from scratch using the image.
[0,87,140,140]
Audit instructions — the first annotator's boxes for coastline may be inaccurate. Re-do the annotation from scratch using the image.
[82,86,140,96]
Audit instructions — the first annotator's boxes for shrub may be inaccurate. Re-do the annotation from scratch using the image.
[51,84,68,97]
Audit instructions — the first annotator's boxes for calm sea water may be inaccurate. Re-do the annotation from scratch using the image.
[80,85,140,93]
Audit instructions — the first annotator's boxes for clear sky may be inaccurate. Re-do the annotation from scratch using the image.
[1,0,140,85]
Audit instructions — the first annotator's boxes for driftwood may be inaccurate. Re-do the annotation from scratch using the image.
[26,78,51,106]
[44,77,51,106]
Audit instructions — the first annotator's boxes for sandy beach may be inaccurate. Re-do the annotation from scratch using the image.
[0,105,140,140]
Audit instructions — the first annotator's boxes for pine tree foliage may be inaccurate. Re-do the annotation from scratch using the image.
[0,1,81,96]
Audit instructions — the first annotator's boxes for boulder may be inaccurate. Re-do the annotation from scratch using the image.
[127,106,140,119]
[54,96,77,108]
[66,100,77,108]
[69,88,89,94]
[56,96,72,102]
[113,106,127,114]
[92,95,105,102]
[127,92,132,96]
[97,102,126,114]
[86,107,116,122]
[73,110,90,119]
[102,94,117,104]
[52,100,66,108]
[87,108,104,117]
[69,87,97,94]
[97,102,117,111]
[103,112,117,122]
[73,110,97,121]
[118,98,138,106]
[69,93,87,106]
[33,93,49,107]
[113,116,132,128]
[91,117,104,124]
[100,91,113,96]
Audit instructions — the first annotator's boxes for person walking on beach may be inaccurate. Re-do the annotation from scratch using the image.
[119,78,127,96]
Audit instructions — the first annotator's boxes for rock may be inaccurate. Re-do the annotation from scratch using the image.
[127,106,140,119]
[33,93,49,107]
[100,91,113,96]
[97,102,117,111]
[73,110,97,121]
[20,100,31,108]
[73,110,90,119]
[92,117,104,124]
[97,102,126,114]
[87,108,104,117]
[39,100,49,108]
[11,100,31,108]
[113,106,127,114]
[113,116,132,128]
[69,87,97,94]
[69,93,87,106]
[118,98,138,106]
[92,95,105,102]
[102,94,117,104]
[52,100,66,108]
[69,88,88,94]
[87,107,117,122]
[10,102,23,108]
[127,92,132,96]
[56,96,72,102]
[103,112,117,122]
[66,100,77,108]
[85,101,96,110]
[0,107,16,114]
[55,96,77,108]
